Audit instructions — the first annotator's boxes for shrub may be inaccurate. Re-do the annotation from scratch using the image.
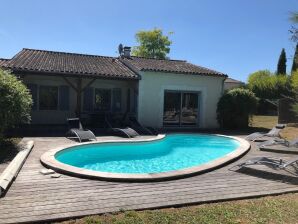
[217,88,258,129]
[0,69,32,140]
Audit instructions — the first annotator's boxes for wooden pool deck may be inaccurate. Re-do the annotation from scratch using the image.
[0,135,298,223]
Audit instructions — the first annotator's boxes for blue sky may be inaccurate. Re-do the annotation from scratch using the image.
[0,0,297,81]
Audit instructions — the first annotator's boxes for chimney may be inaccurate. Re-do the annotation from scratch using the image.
[123,46,131,58]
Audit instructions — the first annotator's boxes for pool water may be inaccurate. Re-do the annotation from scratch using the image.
[55,134,240,174]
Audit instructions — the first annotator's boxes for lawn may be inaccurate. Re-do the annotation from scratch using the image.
[250,115,298,140]
[250,115,278,130]
[60,193,298,224]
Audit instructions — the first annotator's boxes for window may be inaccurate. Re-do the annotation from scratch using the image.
[39,86,58,110]
[94,89,111,111]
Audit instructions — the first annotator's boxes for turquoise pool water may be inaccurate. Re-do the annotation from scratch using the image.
[55,134,240,174]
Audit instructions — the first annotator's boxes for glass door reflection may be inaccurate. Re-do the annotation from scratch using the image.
[163,92,181,126]
[181,93,198,126]
[163,91,199,127]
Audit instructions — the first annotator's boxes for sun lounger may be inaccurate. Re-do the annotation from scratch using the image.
[66,118,96,142]
[125,116,158,135]
[105,114,139,138]
[245,124,285,142]
[259,137,298,148]
[259,138,298,154]
[231,156,298,175]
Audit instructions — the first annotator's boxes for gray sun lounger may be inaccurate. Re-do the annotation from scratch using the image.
[126,116,158,135]
[105,114,139,138]
[111,127,139,138]
[245,124,286,142]
[66,118,96,142]
[259,137,298,148]
[259,138,298,153]
[232,156,298,175]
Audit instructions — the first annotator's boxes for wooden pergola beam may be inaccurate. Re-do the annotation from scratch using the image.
[81,78,96,93]
[62,77,78,92]
[62,77,97,118]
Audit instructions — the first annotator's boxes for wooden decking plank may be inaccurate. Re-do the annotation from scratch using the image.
[1,186,298,224]
[0,181,295,217]
[0,178,291,210]
[10,165,295,188]
[3,173,292,200]
[6,173,276,195]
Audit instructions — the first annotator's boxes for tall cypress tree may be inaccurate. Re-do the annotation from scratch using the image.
[292,44,298,73]
[277,48,287,75]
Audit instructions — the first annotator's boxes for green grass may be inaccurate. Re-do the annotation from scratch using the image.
[59,193,298,224]
[250,115,298,140]
[250,115,278,130]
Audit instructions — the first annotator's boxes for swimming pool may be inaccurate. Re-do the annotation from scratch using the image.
[41,134,250,180]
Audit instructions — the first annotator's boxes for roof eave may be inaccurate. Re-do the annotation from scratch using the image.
[141,69,227,78]
[10,68,140,80]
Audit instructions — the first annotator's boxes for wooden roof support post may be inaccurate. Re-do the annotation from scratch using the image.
[62,76,96,118]
[76,78,82,118]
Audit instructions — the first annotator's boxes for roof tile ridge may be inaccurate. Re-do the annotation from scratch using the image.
[184,61,227,76]
[118,57,141,77]
[22,48,117,59]
[130,56,186,62]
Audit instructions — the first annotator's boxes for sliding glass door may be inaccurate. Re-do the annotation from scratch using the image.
[163,92,181,126]
[163,91,199,127]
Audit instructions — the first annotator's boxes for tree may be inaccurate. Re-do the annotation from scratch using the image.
[277,48,287,75]
[247,70,292,99]
[289,12,298,42]
[0,69,32,140]
[247,70,271,88]
[291,43,298,73]
[131,28,172,59]
[217,88,258,129]
[291,70,298,116]
[290,12,298,23]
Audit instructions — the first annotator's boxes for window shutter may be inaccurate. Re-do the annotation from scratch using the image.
[83,87,94,111]
[112,88,121,112]
[59,85,69,111]
[27,84,38,110]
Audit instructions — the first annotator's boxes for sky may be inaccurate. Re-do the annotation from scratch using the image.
[0,0,297,82]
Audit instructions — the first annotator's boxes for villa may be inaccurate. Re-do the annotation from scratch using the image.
[0,48,227,129]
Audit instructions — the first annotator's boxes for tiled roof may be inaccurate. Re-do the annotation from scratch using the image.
[225,78,244,84]
[2,48,227,79]
[121,56,227,77]
[4,49,139,79]
[0,58,9,67]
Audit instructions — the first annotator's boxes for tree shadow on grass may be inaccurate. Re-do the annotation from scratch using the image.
[0,139,20,164]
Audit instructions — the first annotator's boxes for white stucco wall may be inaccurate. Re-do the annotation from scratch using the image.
[23,74,137,124]
[137,71,225,129]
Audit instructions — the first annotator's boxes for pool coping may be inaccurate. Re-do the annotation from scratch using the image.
[40,134,250,181]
